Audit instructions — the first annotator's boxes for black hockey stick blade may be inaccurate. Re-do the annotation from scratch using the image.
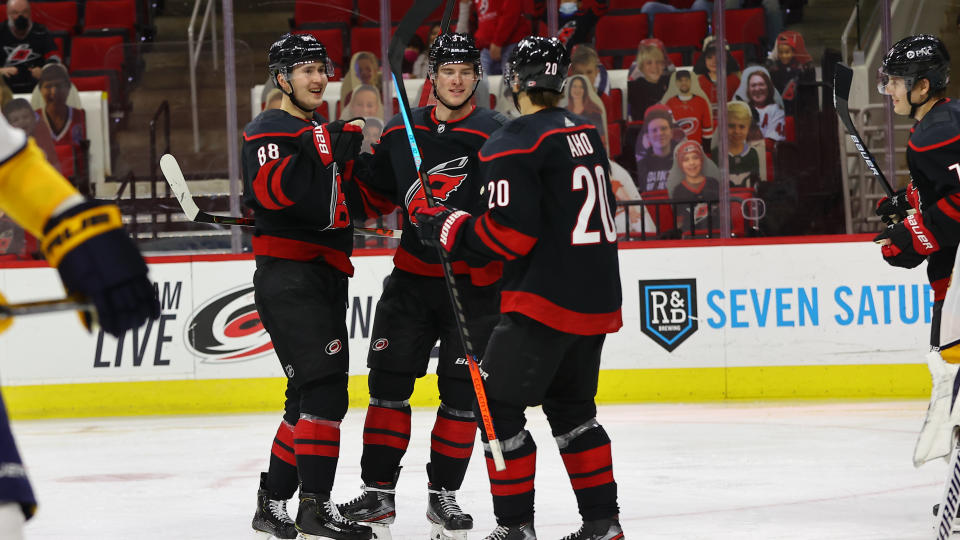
[440,0,455,33]
[833,63,896,197]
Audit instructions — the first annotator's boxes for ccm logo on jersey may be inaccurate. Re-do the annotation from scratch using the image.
[567,132,594,158]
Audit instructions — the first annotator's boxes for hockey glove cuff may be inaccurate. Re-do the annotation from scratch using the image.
[42,200,160,336]
[874,213,939,268]
[415,205,471,254]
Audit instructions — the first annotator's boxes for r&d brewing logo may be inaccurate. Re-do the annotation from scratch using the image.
[639,279,698,352]
[185,285,274,362]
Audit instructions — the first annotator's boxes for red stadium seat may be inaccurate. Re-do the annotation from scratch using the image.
[725,8,766,45]
[599,55,615,70]
[596,13,648,64]
[32,1,78,34]
[293,0,352,27]
[639,190,677,233]
[294,27,347,73]
[730,48,745,69]
[68,34,125,75]
[51,33,67,60]
[605,88,624,121]
[784,115,795,142]
[314,101,329,120]
[607,121,622,159]
[652,11,707,50]
[71,74,110,93]
[610,0,656,10]
[83,0,138,42]
[350,26,383,58]
[667,51,684,67]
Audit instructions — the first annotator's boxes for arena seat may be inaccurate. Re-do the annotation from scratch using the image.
[83,0,139,42]
[595,12,648,70]
[652,11,707,65]
[350,26,383,59]
[69,34,125,79]
[725,8,766,47]
[32,1,79,35]
[639,189,677,234]
[293,0,352,27]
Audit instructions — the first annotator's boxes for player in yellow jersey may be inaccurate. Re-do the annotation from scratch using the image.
[0,112,159,539]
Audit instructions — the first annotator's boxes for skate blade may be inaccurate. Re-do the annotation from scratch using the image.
[430,522,468,540]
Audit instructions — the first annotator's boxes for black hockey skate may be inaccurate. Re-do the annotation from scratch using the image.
[337,472,398,539]
[427,485,473,540]
[251,472,298,539]
[560,517,624,540]
[482,522,536,540]
[296,492,373,540]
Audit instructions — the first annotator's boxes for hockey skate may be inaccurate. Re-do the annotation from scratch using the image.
[337,473,398,540]
[252,472,298,539]
[482,522,536,540]
[560,517,624,540]
[914,351,960,466]
[296,492,373,540]
[426,485,473,540]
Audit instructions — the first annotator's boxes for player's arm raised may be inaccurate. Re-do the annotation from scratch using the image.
[0,114,159,336]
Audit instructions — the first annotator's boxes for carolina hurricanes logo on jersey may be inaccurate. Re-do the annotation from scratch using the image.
[405,156,470,206]
[5,44,37,65]
[677,117,700,137]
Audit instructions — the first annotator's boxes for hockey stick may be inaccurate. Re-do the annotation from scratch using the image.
[935,433,960,539]
[0,294,91,320]
[158,154,402,239]
[833,62,896,197]
[439,0,455,33]
[389,0,506,471]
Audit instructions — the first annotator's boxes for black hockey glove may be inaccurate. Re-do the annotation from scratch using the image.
[873,213,939,269]
[875,189,910,225]
[41,200,160,336]
[415,205,471,254]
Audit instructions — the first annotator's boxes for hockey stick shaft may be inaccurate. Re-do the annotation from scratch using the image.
[440,0,455,33]
[0,294,91,320]
[390,0,506,471]
[833,62,896,197]
[159,154,401,239]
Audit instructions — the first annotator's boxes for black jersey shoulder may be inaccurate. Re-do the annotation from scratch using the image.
[243,109,322,141]
[382,106,433,136]
[450,107,508,138]
[478,107,595,161]
[909,99,960,152]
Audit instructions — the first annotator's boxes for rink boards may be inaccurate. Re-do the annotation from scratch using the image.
[0,234,937,418]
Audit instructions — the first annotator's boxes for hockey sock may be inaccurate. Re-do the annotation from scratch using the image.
[360,398,411,484]
[556,420,619,521]
[484,430,536,526]
[428,403,477,490]
[267,420,299,499]
[293,416,341,494]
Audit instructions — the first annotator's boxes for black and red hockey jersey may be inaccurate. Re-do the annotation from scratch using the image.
[458,107,623,335]
[0,23,59,93]
[905,98,960,300]
[241,109,373,276]
[907,98,960,243]
[355,105,507,286]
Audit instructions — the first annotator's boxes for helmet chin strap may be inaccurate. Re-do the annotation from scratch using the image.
[279,72,317,115]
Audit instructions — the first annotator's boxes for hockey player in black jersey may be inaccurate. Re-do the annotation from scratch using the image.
[336,33,506,540]
[416,36,624,540]
[244,33,385,540]
[872,35,960,535]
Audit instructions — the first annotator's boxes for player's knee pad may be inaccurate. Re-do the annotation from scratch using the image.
[543,398,598,436]
[552,417,610,453]
[367,368,416,403]
[438,375,475,412]
[299,372,349,421]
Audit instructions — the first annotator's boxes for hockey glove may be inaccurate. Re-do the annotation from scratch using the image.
[311,119,364,171]
[415,205,471,254]
[875,184,919,225]
[41,200,160,336]
[873,213,939,269]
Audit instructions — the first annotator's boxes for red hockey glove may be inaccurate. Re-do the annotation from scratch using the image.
[415,205,471,254]
[311,119,363,170]
[873,213,939,268]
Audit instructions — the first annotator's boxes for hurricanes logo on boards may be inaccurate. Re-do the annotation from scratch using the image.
[639,279,699,352]
[184,285,274,363]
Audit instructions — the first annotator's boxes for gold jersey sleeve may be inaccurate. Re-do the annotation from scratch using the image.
[0,139,79,238]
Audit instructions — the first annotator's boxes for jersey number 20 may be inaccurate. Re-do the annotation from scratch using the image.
[572,165,617,245]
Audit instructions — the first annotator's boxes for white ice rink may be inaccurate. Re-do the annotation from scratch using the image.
[10,400,954,539]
